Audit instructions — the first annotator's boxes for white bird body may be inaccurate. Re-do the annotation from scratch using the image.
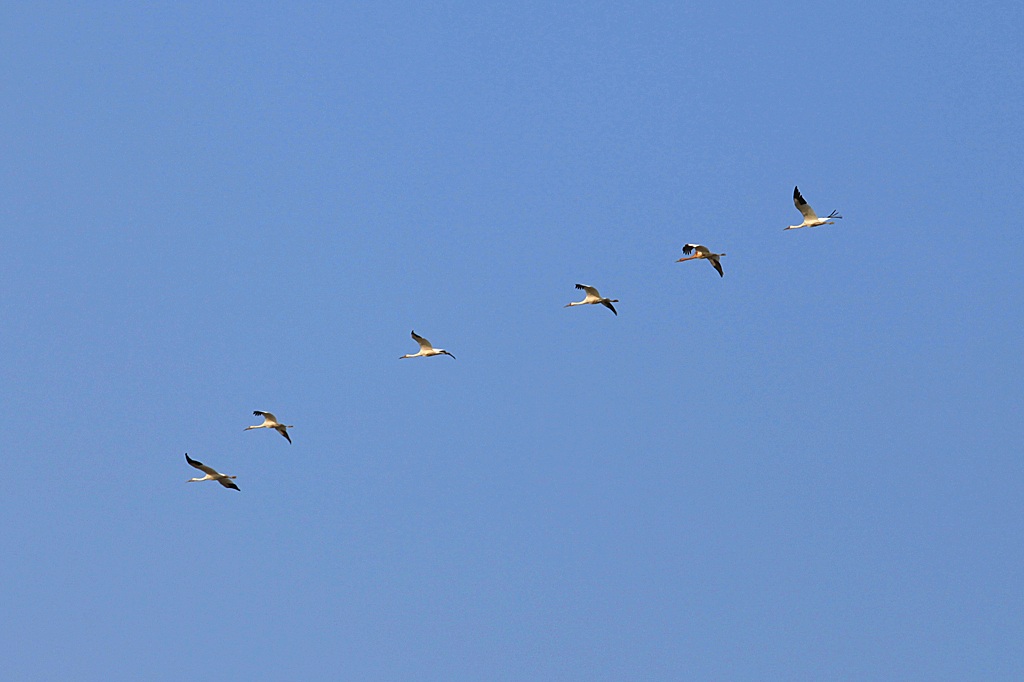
[787,186,842,230]
[676,244,726,277]
[400,331,456,359]
[185,453,240,491]
[565,283,618,315]
[245,410,293,443]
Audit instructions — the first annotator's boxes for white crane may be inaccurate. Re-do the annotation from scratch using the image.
[787,186,842,230]
[245,410,293,443]
[676,244,725,277]
[565,283,618,315]
[185,453,240,491]
[400,330,456,359]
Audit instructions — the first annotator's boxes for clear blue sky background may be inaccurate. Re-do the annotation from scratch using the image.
[1,2,1021,680]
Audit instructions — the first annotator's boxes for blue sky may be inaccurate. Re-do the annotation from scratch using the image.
[1,2,1021,679]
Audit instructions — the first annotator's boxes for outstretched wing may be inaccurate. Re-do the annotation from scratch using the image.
[793,186,818,221]
[710,256,724,277]
[411,330,434,351]
[185,453,218,477]
[277,426,292,444]
[253,410,278,424]
[682,244,704,256]
[218,479,241,491]
[601,300,618,315]
[575,283,600,298]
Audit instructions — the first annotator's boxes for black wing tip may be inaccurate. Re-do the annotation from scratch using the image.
[185,453,202,466]
[252,410,264,416]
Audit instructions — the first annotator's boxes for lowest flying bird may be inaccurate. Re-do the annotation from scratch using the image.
[676,244,726,277]
[185,453,240,491]
[786,186,842,230]
[245,411,294,443]
[400,330,456,359]
[564,284,619,315]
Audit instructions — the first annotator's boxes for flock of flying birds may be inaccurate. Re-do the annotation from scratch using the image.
[184,186,842,491]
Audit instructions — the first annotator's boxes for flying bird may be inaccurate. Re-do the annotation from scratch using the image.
[787,186,842,230]
[245,411,293,443]
[565,284,619,315]
[400,330,456,359]
[185,453,240,491]
[676,244,726,277]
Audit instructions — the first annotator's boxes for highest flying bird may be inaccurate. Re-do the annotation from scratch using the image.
[787,186,842,230]
[400,331,456,359]
[245,411,294,443]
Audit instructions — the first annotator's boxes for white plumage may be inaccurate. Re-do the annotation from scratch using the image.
[787,186,842,230]
[400,330,456,359]
[245,410,294,444]
[564,284,619,315]
[185,453,240,491]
